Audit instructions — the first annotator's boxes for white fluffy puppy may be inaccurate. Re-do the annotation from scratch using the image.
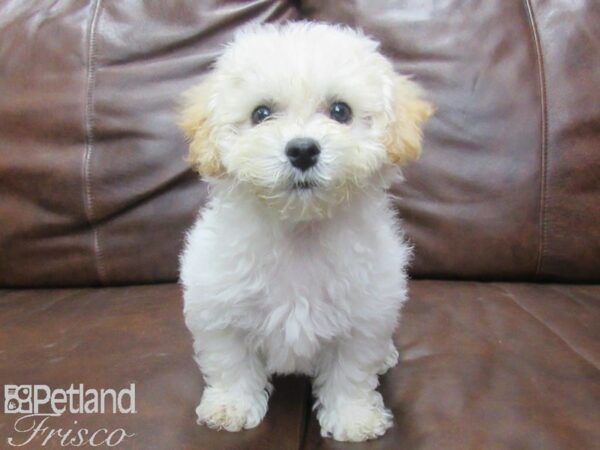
[179,22,432,442]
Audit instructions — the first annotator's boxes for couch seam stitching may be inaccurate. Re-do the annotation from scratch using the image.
[523,0,548,280]
[82,0,106,284]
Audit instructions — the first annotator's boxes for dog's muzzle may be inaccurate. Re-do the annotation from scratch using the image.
[285,137,320,172]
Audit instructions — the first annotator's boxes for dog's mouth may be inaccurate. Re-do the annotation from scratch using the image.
[291,180,317,191]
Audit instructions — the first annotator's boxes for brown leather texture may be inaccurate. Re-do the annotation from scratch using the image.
[1,0,599,286]
[1,281,598,449]
[0,0,298,287]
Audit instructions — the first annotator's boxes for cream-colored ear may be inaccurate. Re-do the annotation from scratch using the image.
[385,76,434,165]
[178,79,224,177]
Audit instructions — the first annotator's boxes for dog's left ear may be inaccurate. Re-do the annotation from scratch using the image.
[178,78,225,178]
[384,76,434,165]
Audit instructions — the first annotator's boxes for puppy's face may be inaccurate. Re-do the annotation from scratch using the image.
[180,23,433,222]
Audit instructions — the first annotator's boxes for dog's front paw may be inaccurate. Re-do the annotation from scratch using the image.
[196,386,268,432]
[318,399,393,442]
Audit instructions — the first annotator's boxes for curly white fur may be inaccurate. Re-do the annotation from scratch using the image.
[179,22,432,442]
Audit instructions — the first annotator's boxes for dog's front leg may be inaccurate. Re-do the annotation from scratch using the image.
[313,335,395,442]
[191,328,271,431]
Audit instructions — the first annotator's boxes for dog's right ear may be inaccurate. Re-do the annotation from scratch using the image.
[178,79,224,178]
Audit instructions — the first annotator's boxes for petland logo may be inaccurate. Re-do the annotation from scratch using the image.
[4,384,136,447]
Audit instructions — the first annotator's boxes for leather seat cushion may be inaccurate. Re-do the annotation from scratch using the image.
[1,281,598,449]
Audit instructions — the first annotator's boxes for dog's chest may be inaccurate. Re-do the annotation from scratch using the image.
[243,234,368,373]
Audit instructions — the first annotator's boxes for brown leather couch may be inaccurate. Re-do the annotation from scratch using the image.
[1,1,599,449]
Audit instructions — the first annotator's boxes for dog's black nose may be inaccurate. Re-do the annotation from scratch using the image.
[285,138,320,172]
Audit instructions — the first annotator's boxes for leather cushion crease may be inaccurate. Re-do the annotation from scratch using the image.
[0,1,599,449]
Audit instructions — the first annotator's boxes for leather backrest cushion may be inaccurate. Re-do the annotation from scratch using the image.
[0,0,598,286]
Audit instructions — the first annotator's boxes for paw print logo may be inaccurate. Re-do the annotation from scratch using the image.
[4,385,33,414]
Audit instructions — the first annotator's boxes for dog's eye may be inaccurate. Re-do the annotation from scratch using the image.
[251,105,272,125]
[329,101,352,124]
